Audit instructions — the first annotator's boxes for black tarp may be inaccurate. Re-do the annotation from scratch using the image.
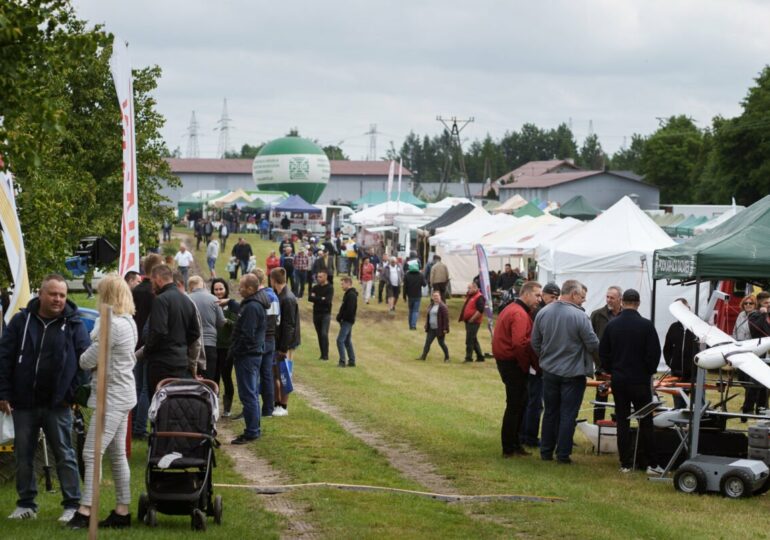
[422,203,476,231]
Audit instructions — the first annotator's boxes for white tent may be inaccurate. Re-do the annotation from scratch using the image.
[427,196,475,209]
[350,201,424,225]
[693,206,742,235]
[492,194,528,214]
[433,213,519,252]
[488,216,582,257]
[536,196,705,343]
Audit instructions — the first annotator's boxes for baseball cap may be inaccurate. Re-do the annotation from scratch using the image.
[622,289,641,302]
[543,282,560,296]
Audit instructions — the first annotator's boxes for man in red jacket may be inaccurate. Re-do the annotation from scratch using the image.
[459,281,486,363]
[492,281,542,457]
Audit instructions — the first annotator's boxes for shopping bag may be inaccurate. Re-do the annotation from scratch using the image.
[279,359,294,394]
[0,412,14,444]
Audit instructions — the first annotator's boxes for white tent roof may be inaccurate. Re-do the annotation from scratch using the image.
[492,194,528,214]
[693,206,742,235]
[433,205,490,235]
[350,201,424,225]
[489,217,583,256]
[430,213,517,249]
[427,197,475,209]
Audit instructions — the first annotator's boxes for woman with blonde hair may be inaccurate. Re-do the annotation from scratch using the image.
[67,274,138,529]
[732,294,757,341]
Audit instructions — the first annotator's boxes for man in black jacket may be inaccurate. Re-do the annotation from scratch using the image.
[0,274,91,521]
[145,265,201,392]
[309,270,333,360]
[271,268,300,416]
[662,298,699,409]
[403,262,426,330]
[231,237,253,277]
[229,273,268,444]
[336,276,358,367]
[599,289,662,474]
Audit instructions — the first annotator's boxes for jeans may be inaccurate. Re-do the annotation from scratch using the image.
[295,270,308,298]
[497,361,529,453]
[464,322,483,361]
[520,372,543,446]
[313,312,331,359]
[612,382,658,469]
[407,297,421,329]
[337,321,356,365]
[179,266,189,287]
[540,371,586,461]
[132,359,150,437]
[239,259,249,275]
[260,339,275,416]
[234,354,263,438]
[13,406,81,510]
[421,328,449,360]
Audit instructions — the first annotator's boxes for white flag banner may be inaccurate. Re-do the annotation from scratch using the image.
[110,37,140,275]
[397,158,403,209]
[0,169,30,322]
[386,160,395,201]
[329,211,336,236]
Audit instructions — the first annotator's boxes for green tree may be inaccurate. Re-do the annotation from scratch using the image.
[322,145,348,160]
[610,134,646,173]
[577,133,607,170]
[641,115,703,203]
[225,143,262,159]
[546,123,579,162]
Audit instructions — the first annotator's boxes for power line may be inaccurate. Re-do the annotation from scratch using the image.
[366,124,378,161]
[437,115,474,198]
[185,110,200,158]
[214,98,233,158]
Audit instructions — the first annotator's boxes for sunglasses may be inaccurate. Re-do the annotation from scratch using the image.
[744,302,756,306]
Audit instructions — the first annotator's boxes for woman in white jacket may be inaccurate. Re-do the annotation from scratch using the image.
[67,274,138,530]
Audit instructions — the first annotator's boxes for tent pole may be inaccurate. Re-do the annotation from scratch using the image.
[650,278,657,324]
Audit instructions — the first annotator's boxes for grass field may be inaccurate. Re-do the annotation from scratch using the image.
[2,230,769,538]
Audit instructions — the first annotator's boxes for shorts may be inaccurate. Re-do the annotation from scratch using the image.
[207,257,216,271]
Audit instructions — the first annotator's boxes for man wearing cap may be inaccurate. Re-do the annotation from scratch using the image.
[590,286,623,422]
[532,279,599,464]
[599,289,662,474]
[520,281,560,447]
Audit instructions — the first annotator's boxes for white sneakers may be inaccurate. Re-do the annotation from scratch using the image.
[8,507,37,520]
[272,406,288,417]
[646,465,665,475]
[58,508,77,523]
[619,467,632,474]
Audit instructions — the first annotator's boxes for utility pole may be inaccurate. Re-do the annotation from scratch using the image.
[365,123,378,161]
[186,110,200,158]
[436,115,474,198]
[215,98,232,158]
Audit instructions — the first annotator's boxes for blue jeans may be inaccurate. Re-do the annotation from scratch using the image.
[239,259,249,275]
[259,339,275,416]
[13,406,81,510]
[234,354,263,438]
[520,372,543,446]
[408,297,421,329]
[337,321,355,365]
[540,371,586,461]
[132,359,150,437]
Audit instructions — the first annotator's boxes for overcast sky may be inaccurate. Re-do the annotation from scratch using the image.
[72,0,770,160]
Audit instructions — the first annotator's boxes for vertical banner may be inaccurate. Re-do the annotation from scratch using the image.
[329,211,336,237]
[475,243,495,336]
[110,37,140,275]
[397,158,403,211]
[386,160,395,202]
[0,169,31,323]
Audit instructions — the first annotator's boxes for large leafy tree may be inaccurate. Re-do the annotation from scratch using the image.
[610,134,646,174]
[1,0,177,285]
[641,115,703,203]
[577,133,607,170]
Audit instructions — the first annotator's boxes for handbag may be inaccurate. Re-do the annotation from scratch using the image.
[279,359,294,394]
[0,412,14,444]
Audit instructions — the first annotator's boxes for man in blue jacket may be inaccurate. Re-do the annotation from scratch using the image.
[599,288,662,474]
[0,274,91,521]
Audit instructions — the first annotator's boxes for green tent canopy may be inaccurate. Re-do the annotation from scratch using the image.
[653,194,770,280]
[513,201,545,218]
[352,191,426,209]
[662,214,687,235]
[675,215,708,237]
[553,195,600,221]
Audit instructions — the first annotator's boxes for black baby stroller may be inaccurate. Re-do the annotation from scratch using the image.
[139,378,222,531]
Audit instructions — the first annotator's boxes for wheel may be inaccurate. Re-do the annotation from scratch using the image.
[674,464,707,494]
[720,470,753,499]
[213,495,223,525]
[145,507,158,527]
[192,508,207,531]
[138,493,149,522]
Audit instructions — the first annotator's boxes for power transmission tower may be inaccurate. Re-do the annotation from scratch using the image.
[186,110,200,158]
[365,123,378,161]
[436,115,474,198]
[215,98,232,158]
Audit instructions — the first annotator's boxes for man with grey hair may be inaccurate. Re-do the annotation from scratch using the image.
[188,275,225,381]
[589,285,623,422]
[532,279,599,464]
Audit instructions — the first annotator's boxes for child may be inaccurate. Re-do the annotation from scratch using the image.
[227,257,238,280]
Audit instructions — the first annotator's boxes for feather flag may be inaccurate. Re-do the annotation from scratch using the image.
[475,243,495,336]
[386,160,395,201]
[397,158,403,211]
[0,169,31,322]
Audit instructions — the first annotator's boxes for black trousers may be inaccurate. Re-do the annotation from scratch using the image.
[496,360,529,453]
[217,347,235,413]
[464,322,483,361]
[378,279,387,303]
[612,381,657,469]
[202,345,218,382]
[313,312,331,359]
[433,282,447,303]
[593,387,608,422]
[148,363,189,396]
[421,328,449,359]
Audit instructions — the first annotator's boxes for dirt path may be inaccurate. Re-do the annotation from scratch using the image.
[293,381,457,495]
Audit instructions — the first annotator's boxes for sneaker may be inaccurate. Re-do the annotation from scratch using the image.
[231,434,259,445]
[646,465,665,475]
[619,467,632,474]
[65,510,89,529]
[347,362,356,367]
[476,358,485,363]
[98,510,131,529]
[463,358,473,363]
[59,507,78,523]
[338,362,346,368]
[222,410,231,418]
[273,406,288,417]
[8,507,37,520]
[444,357,450,363]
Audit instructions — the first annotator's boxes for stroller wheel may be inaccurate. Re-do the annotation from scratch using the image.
[213,495,223,525]
[138,493,149,522]
[146,507,158,528]
[192,508,207,531]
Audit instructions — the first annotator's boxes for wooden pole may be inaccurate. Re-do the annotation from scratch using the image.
[88,305,112,540]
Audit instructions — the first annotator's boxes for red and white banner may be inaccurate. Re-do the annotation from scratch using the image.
[0,168,30,322]
[110,37,140,275]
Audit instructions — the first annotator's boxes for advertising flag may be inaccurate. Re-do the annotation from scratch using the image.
[0,169,30,323]
[397,158,403,210]
[475,243,495,336]
[110,37,140,275]
[386,160,395,200]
